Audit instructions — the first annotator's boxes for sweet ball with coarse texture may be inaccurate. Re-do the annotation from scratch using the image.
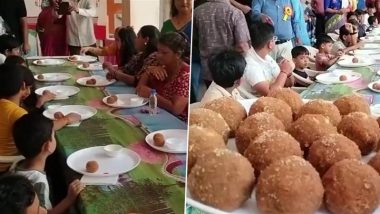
[307,133,361,175]
[249,97,292,129]
[323,159,380,214]
[296,99,341,126]
[369,152,380,175]
[188,148,255,211]
[244,130,303,175]
[333,94,370,116]
[202,97,246,137]
[267,88,304,118]
[235,112,285,154]
[288,114,337,151]
[256,156,324,214]
[189,108,230,143]
[187,126,226,173]
[337,112,380,155]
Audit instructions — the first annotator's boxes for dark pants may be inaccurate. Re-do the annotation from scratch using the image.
[315,14,325,39]
[68,43,96,56]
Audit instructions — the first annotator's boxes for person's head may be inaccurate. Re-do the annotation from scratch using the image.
[0,63,27,99]
[171,0,192,17]
[13,112,56,161]
[156,32,190,67]
[315,34,334,53]
[117,26,137,66]
[367,3,376,15]
[4,55,26,66]
[0,174,47,214]
[249,22,276,52]
[0,35,21,56]
[208,50,246,88]
[347,12,358,21]
[135,25,160,57]
[369,16,378,26]
[339,23,356,45]
[355,9,365,23]
[291,46,310,70]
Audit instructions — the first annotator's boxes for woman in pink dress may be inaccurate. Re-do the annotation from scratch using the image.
[37,0,68,56]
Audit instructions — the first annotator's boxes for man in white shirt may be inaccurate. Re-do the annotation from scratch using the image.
[238,22,294,98]
[67,0,97,55]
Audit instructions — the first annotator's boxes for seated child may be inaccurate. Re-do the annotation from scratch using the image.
[332,23,363,55]
[0,34,21,64]
[291,46,311,86]
[316,34,343,71]
[0,64,80,173]
[200,50,245,104]
[12,113,85,211]
[367,16,378,31]
[0,174,48,213]
[364,3,376,27]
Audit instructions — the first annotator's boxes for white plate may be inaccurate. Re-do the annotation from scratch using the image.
[316,72,361,84]
[68,55,97,63]
[102,94,148,108]
[362,43,380,49]
[350,49,380,55]
[337,57,374,67]
[35,85,80,100]
[293,72,314,85]
[368,82,380,93]
[34,73,72,82]
[66,146,140,177]
[76,75,116,87]
[187,99,380,214]
[43,105,97,120]
[77,63,103,71]
[32,59,66,66]
[145,129,187,153]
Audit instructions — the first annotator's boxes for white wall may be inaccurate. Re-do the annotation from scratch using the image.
[130,0,170,32]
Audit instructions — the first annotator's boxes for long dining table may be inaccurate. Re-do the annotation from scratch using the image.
[27,57,186,214]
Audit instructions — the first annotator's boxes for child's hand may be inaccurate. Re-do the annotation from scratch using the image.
[64,113,81,124]
[102,62,113,70]
[41,90,56,102]
[67,179,85,202]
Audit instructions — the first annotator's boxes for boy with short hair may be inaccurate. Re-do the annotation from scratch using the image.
[368,16,378,31]
[12,113,85,212]
[315,34,343,71]
[0,174,48,214]
[200,50,246,104]
[291,46,311,86]
[0,34,21,64]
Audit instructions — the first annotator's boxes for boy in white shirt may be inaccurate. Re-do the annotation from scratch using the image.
[11,113,84,212]
[200,50,245,104]
[238,22,294,98]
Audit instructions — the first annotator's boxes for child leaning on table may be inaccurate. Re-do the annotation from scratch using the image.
[0,174,49,214]
[315,34,344,71]
[291,46,310,87]
[0,64,80,173]
[11,113,85,212]
[200,49,246,105]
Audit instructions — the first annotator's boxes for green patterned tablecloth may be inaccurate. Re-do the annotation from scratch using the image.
[28,59,186,214]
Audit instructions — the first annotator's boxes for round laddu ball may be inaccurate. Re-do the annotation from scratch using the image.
[188,148,255,211]
[244,130,303,175]
[308,134,361,176]
[333,94,370,116]
[187,126,226,173]
[288,114,337,151]
[337,112,380,155]
[256,156,324,214]
[267,88,304,118]
[296,99,341,126]
[189,108,230,143]
[323,159,380,214]
[202,97,246,137]
[235,112,285,154]
[369,152,380,175]
[248,97,292,129]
